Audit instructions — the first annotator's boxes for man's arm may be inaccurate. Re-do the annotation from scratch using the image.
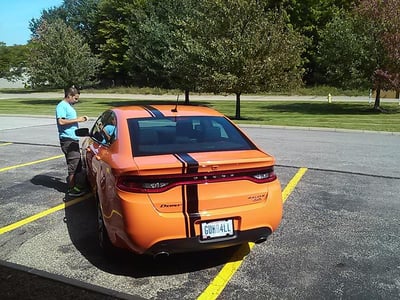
[58,116,88,125]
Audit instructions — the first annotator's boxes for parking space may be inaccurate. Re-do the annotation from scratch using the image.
[221,168,400,299]
[0,116,399,299]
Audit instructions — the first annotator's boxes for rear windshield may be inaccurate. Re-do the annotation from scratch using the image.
[127,116,256,156]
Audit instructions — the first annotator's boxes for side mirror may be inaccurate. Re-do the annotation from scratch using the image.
[75,128,90,137]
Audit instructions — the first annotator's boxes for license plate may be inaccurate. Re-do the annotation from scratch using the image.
[201,219,234,240]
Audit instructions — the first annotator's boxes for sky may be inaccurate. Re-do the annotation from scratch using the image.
[0,0,64,46]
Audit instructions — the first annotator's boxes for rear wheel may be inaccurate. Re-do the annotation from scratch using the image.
[96,198,115,256]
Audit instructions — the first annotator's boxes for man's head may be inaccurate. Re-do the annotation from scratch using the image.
[64,86,80,104]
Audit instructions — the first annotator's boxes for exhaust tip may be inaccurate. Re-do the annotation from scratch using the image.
[254,236,268,244]
[153,251,170,260]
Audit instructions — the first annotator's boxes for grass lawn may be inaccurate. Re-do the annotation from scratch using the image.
[0,96,399,132]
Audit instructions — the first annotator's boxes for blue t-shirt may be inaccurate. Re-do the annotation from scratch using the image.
[56,100,79,140]
[101,124,117,144]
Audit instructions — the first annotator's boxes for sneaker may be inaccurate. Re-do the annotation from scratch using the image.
[68,186,87,197]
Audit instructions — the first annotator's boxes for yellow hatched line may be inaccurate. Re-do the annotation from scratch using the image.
[0,155,64,172]
[197,167,308,300]
[0,194,92,235]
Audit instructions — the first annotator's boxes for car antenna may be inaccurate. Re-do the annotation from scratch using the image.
[171,94,179,112]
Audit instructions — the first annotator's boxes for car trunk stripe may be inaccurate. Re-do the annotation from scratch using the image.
[174,153,200,238]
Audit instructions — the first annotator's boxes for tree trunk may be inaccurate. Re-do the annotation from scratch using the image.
[184,90,190,104]
[235,92,241,119]
[396,90,399,99]
[374,87,381,109]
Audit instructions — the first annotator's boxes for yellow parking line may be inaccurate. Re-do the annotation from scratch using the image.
[0,193,92,235]
[0,142,13,146]
[197,167,308,300]
[282,167,308,203]
[0,155,64,172]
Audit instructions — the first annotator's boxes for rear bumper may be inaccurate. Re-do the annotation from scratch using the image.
[144,227,272,256]
[110,180,282,255]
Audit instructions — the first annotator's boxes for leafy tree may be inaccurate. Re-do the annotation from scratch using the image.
[95,0,142,85]
[317,12,382,90]
[179,0,305,118]
[29,7,66,41]
[356,0,400,107]
[126,0,197,97]
[276,0,358,84]
[60,0,100,46]
[27,19,101,88]
[29,0,100,49]
[126,0,174,88]
[0,43,30,81]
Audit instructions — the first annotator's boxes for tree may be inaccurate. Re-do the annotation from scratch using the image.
[0,43,30,81]
[179,0,305,118]
[356,0,400,108]
[126,0,198,99]
[268,0,358,84]
[126,0,176,88]
[95,0,141,85]
[60,0,100,47]
[29,0,100,49]
[27,19,101,88]
[317,12,382,89]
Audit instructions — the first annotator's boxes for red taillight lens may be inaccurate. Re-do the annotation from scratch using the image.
[251,169,277,183]
[116,177,172,193]
[116,167,277,193]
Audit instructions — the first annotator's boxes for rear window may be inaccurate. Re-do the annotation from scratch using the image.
[127,116,256,156]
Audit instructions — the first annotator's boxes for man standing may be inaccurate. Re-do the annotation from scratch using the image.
[56,86,88,197]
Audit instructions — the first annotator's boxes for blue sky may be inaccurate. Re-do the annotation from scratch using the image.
[0,0,64,46]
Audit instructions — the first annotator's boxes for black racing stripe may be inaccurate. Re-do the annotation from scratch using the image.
[142,105,164,118]
[186,185,199,237]
[177,153,199,173]
[174,154,190,237]
[181,184,189,236]
[175,153,200,238]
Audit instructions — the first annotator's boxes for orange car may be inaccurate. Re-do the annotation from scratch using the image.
[76,105,282,257]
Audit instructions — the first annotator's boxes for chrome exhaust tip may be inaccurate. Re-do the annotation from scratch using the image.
[153,251,170,259]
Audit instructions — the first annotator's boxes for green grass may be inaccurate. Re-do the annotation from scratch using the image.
[0,97,399,132]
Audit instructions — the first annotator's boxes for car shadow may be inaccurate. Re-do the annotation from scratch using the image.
[64,196,250,278]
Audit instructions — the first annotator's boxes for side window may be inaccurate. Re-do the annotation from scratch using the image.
[91,111,117,145]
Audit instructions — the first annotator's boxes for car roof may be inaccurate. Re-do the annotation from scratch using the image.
[111,105,224,119]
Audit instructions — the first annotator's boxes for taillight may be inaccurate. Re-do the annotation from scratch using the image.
[116,167,277,193]
[252,169,276,183]
[116,177,172,193]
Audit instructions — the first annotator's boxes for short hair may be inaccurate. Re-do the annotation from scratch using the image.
[64,85,80,98]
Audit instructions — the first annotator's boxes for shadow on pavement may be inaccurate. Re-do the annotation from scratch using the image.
[0,260,139,300]
[64,195,249,278]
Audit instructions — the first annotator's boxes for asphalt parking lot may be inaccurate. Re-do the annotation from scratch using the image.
[0,115,399,299]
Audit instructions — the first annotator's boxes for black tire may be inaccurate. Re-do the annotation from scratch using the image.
[96,199,115,257]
